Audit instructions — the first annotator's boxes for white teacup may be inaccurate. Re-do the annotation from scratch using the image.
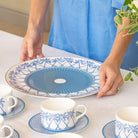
[0,115,13,138]
[0,85,18,115]
[115,106,138,138]
[41,98,87,132]
[49,132,83,138]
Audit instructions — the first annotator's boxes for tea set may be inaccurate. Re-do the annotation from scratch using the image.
[0,85,24,138]
[1,57,138,138]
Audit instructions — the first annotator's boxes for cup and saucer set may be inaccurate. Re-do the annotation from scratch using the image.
[5,57,100,137]
[28,98,88,137]
[102,106,138,138]
[5,57,138,138]
[0,84,25,138]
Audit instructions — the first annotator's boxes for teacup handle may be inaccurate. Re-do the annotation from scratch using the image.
[1,125,14,138]
[75,105,87,122]
[7,96,18,111]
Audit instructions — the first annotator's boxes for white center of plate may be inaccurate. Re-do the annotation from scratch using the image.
[54,78,66,84]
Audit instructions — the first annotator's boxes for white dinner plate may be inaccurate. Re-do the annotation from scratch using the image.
[6,57,100,98]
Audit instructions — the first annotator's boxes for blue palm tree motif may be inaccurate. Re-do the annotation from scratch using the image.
[0,98,6,115]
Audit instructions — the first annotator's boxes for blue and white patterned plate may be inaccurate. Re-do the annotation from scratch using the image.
[5,129,20,138]
[6,57,100,98]
[3,98,25,119]
[28,112,89,135]
[102,120,116,138]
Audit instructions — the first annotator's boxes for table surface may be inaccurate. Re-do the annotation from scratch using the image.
[0,30,138,138]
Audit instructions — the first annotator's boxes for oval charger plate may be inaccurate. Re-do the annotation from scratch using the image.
[6,57,100,98]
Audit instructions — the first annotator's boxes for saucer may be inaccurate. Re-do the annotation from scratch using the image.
[5,129,20,138]
[3,98,25,119]
[28,112,89,135]
[102,120,116,138]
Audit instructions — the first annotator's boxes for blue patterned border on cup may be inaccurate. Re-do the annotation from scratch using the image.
[116,120,138,138]
[41,110,76,132]
[0,98,7,115]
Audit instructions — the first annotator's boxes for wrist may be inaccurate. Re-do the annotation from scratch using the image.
[27,21,43,35]
[27,18,44,32]
[106,54,123,67]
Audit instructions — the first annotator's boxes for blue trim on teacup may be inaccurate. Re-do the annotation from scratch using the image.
[116,120,138,137]
[41,110,76,131]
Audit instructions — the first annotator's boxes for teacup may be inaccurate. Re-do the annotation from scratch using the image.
[115,106,138,138]
[41,98,87,132]
[0,115,13,138]
[0,85,18,115]
[49,132,83,138]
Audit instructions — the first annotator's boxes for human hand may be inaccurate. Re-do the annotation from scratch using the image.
[20,27,44,62]
[97,58,124,98]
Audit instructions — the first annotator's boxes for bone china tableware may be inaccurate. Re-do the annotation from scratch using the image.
[115,106,138,138]
[6,57,100,98]
[0,85,18,115]
[3,98,25,119]
[40,98,87,132]
[102,106,138,138]
[0,115,13,138]
[28,112,89,134]
[2,31,138,137]
[102,120,116,138]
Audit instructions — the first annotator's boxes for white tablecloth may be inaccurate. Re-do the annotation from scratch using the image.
[0,30,138,138]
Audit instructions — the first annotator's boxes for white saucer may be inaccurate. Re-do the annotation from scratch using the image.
[5,129,20,138]
[3,98,25,119]
[102,120,116,138]
[28,112,89,135]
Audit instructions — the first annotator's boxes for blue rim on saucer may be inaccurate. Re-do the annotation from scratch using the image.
[3,98,25,119]
[102,120,116,138]
[6,57,100,98]
[6,129,20,138]
[28,112,89,135]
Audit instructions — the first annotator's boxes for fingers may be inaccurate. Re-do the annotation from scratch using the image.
[38,53,45,58]
[20,31,44,63]
[36,47,45,58]
[97,73,124,98]
[99,70,106,89]
[104,78,123,96]
[27,39,36,59]
[20,41,28,63]
[20,40,44,63]
[118,78,124,88]
[97,76,114,98]
[103,77,120,96]
[20,53,28,63]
